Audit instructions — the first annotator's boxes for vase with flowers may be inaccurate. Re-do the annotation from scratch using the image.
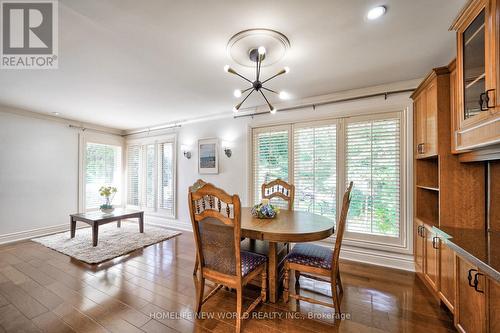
[251,198,280,219]
[99,186,117,214]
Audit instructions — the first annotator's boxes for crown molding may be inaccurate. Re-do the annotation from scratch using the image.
[0,104,124,136]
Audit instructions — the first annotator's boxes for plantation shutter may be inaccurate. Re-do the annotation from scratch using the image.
[127,145,140,206]
[252,127,290,205]
[345,117,401,237]
[144,144,156,209]
[85,143,122,210]
[159,142,175,217]
[293,123,337,219]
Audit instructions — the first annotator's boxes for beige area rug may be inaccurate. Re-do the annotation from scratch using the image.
[32,223,181,264]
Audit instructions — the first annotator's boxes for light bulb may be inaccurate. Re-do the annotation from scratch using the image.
[233,89,242,98]
[258,46,266,55]
[367,6,386,20]
[232,106,239,113]
[270,107,277,114]
[224,65,230,72]
[279,91,289,100]
[284,66,290,74]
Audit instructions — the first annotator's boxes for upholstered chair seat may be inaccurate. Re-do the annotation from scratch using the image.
[286,243,333,270]
[241,251,267,276]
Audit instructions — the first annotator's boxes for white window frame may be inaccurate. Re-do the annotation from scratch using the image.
[250,110,408,252]
[78,132,125,212]
[125,134,177,219]
[340,111,406,249]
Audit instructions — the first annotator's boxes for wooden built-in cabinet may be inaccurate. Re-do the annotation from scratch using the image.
[439,241,456,313]
[451,0,500,152]
[412,60,488,331]
[424,224,439,292]
[455,256,487,333]
[412,68,449,159]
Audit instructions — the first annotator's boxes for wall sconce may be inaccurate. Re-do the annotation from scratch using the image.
[181,145,192,159]
[222,141,232,158]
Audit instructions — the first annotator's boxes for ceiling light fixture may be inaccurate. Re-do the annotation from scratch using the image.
[225,46,289,114]
[367,6,386,20]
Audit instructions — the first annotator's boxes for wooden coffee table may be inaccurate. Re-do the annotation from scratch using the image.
[70,209,144,246]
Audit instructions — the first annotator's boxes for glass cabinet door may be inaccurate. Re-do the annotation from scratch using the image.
[462,9,486,120]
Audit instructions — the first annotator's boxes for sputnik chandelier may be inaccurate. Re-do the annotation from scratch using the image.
[224,46,290,114]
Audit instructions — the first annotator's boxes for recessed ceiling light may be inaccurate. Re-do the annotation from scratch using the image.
[367,6,386,20]
[52,112,60,116]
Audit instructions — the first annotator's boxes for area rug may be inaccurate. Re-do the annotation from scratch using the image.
[32,223,181,264]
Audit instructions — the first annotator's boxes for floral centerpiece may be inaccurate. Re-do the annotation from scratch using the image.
[251,198,280,219]
[99,186,117,213]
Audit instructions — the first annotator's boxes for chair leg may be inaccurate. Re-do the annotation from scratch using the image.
[196,276,205,314]
[261,266,267,303]
[295,270,301,286]
[283,263,289,303]
[337,271,343,298]
[332,281,341,314]
[236,287,243,333]
[193,255,199,276]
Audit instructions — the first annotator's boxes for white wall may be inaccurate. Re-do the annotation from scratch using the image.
[0,109,79,240]
[175,117,250,224]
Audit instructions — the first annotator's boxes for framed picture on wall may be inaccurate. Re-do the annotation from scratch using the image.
[198,138,219,174]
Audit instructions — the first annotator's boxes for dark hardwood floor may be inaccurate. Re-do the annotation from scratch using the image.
[0,229,456,332]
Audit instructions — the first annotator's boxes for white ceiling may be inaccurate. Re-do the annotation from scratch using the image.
[0,0,466,130]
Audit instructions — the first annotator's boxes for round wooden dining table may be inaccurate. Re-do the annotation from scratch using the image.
[240,207,335,303]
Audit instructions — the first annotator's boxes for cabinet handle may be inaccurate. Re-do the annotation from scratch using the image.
[417,225,421,237]
[479,90,495,111]
[473,272,484,293]
[468,269,477,287]
[479,92,487,111]
[432,236,440,249]
[416,143,426,154]
[486,89,495,109]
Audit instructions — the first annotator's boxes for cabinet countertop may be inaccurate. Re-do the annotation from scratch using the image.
[433,226,500,282]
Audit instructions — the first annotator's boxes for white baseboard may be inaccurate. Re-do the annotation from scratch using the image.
[338,244,415,272]
[143,215,193,233]
[0,223,89,245]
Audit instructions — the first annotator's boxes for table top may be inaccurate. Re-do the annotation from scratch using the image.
[71,209,143,222]
[240,207,335,243]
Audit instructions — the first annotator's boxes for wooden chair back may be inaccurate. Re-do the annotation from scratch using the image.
[261,179,295,210]
[188,179,242,278]
[331,182,353,277]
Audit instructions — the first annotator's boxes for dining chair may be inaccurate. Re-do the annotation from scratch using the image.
[188,180,267,333]
[261,178,295,210]
[283,181,353,313]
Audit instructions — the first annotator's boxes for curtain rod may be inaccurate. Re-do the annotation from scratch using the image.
[122,124,182,137]
[68,124,123,137]
[233,88,415,119]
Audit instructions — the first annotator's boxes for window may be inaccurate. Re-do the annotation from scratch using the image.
[345,116,401,238]
[85,143,122,210]
[159,142,175,216]
[127,145,140,206]
[252,126,290,206]
[126,137,176,218]
[294,122,337,219]
[251,112,405,248]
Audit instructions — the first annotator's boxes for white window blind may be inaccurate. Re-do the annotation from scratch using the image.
[145,144,156,209]
[159,142,175,217]
[125,138,176,218]
[85,143,122,210]
[345,117,401,237]
[127,145,140,206]
[294,123,337,219]
[253,128,289,205]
